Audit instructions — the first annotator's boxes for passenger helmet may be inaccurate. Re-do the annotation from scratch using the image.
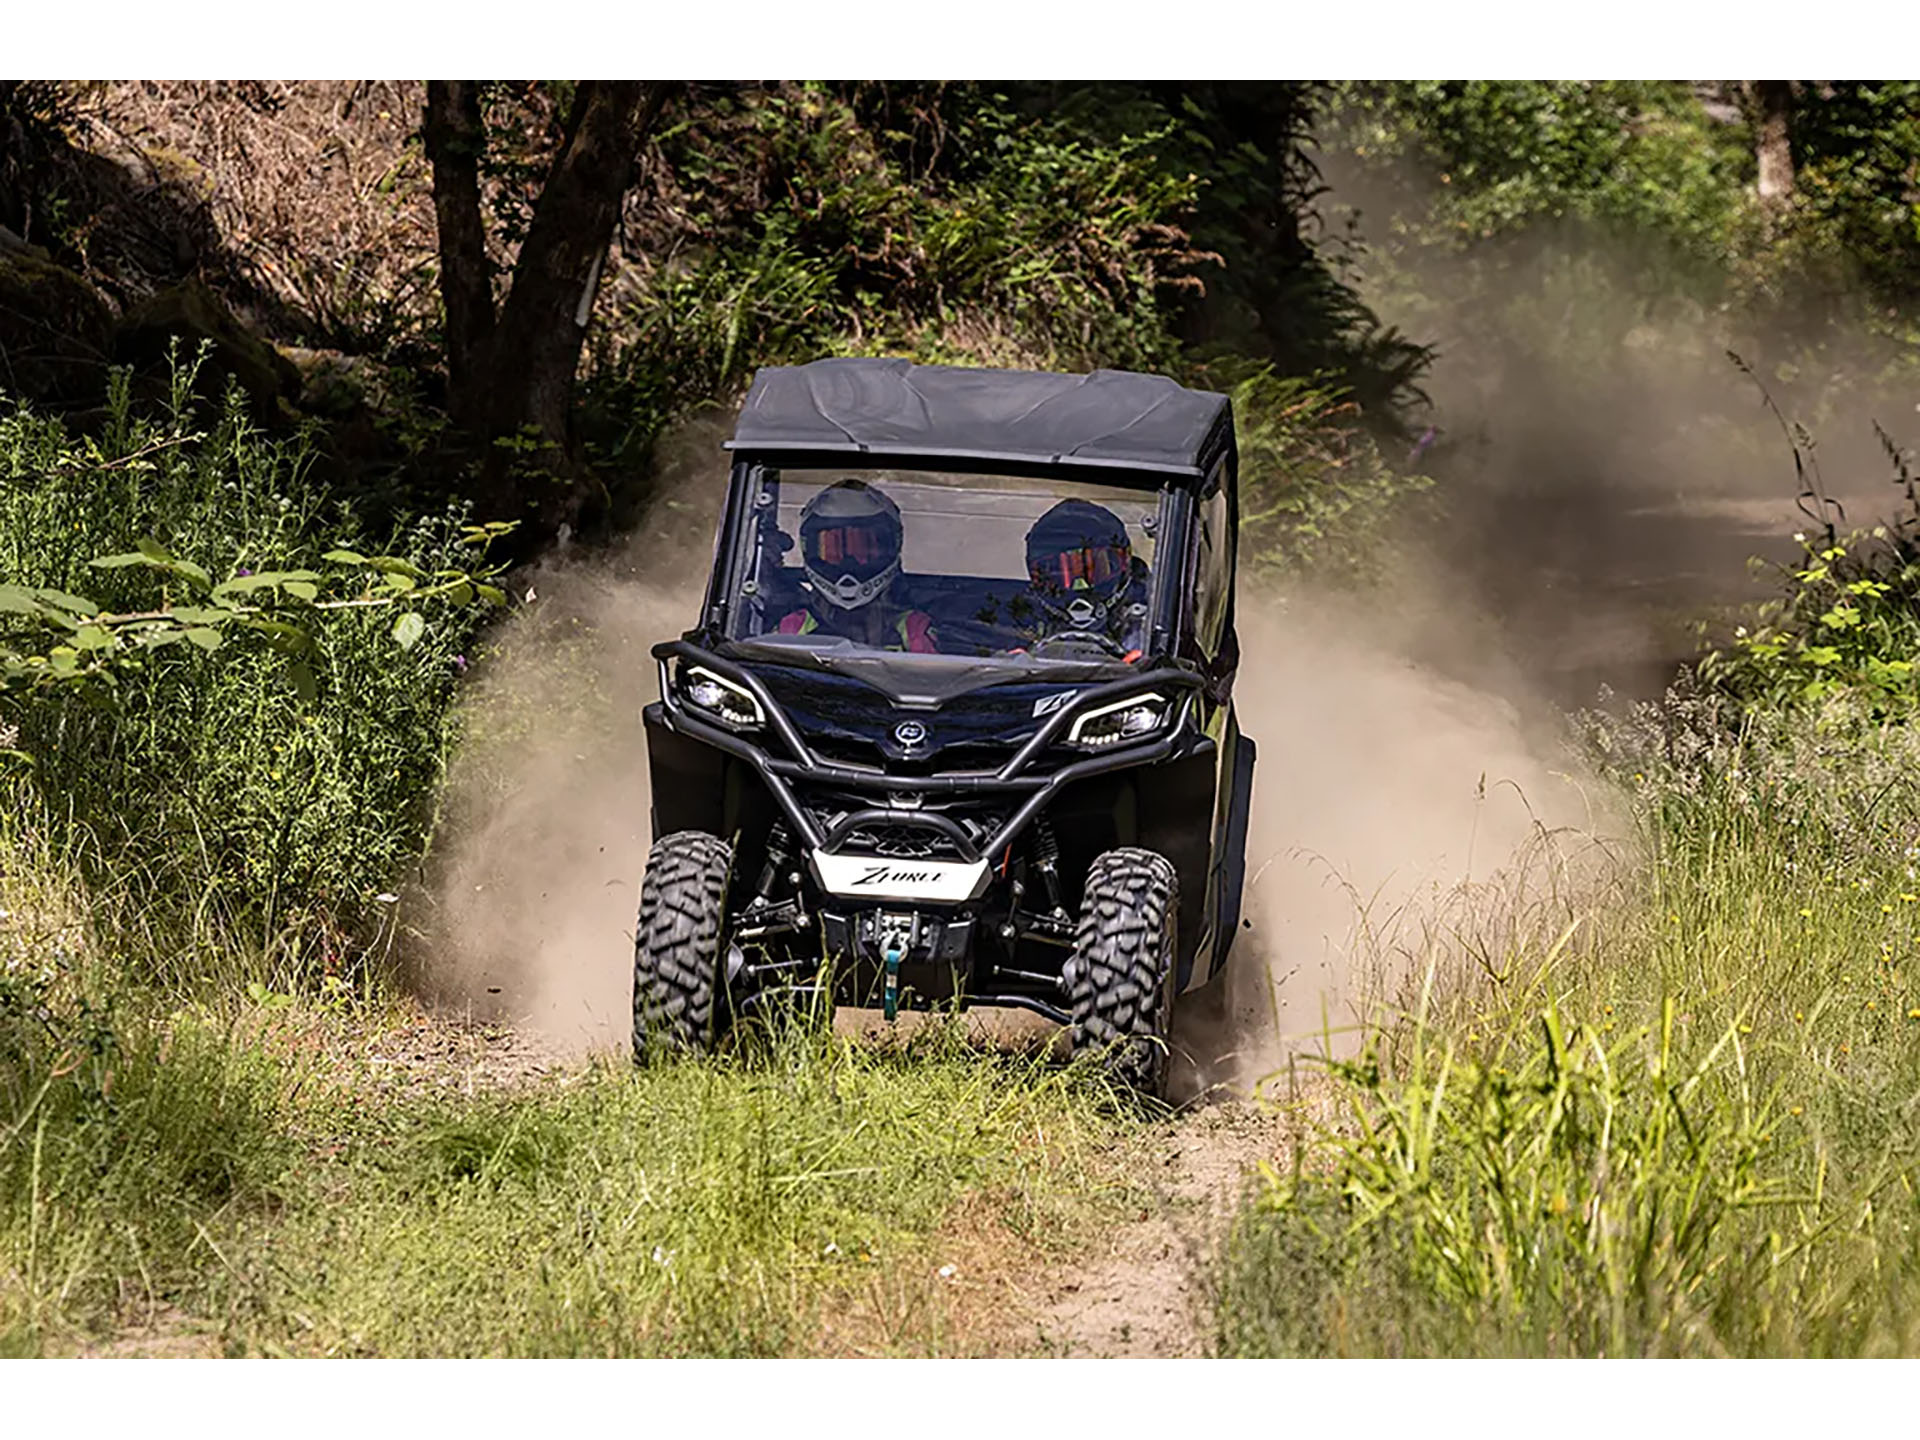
[1025,500,1134,623]
[799,479,904,610]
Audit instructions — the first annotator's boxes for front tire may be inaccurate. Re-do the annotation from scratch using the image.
[1065,847,1178,1100]
[632,831,733,1061]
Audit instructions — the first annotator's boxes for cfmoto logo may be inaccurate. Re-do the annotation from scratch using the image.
[893,719,928,748]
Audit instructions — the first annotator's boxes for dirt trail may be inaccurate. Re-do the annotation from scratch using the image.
[1027,1098,1291,1357]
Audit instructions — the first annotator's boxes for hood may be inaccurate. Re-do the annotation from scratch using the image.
[739,656,1106,762]
[721,635,1142,708]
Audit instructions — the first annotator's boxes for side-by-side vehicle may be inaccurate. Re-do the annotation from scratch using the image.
[635,357,1257,1097]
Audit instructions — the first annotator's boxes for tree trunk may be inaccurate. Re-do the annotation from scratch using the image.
[1751,80,1796,204]
[422,81,495,432]
[475,81,669,536]
[424,80,671,546]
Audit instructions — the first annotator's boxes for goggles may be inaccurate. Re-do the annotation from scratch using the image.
[1032,543,1130,592]
[809,520,895,571]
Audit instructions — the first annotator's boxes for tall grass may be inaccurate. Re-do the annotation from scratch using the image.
[1216,686,1920,1356]
[1,359,488,984]
[0,947,1129,1357]
[0,804,293,1355]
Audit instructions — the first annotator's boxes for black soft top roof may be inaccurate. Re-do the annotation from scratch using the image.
[726,358,1233,478]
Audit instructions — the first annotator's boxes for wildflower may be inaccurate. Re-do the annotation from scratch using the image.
[451,654,469,674]
[1799,908,1814,919]
[937,1264,958,1281]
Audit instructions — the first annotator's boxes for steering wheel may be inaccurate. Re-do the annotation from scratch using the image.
[1028,629,1130,660]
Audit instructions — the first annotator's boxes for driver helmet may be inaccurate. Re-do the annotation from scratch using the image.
[799,479,904,611]
[1025,499,1135,625]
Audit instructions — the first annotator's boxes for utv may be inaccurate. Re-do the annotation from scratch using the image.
[635,357,1257,1097]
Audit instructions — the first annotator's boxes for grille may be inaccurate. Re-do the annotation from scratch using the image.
[799,790,1006,863]
[838,823,957,861]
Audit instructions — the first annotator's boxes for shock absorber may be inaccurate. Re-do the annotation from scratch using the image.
[1032,815,1067,916]
[748,822,793,910]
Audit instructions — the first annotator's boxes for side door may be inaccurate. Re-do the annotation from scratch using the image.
[1186,467,1255,989]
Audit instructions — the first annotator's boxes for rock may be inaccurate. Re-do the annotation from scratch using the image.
[280,344,379,418]
[115,276,300,411]
[0,248,115,405]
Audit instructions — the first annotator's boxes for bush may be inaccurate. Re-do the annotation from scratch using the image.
[585,84,1210,470]
[0,360,501,980]
[1227,366,1433,580]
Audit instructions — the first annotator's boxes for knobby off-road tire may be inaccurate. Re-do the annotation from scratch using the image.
[632,830,733,1062]
[1064,847,1178,1101]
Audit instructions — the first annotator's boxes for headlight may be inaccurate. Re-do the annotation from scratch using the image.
[1065,692,1171,749]
[680,664,765,731]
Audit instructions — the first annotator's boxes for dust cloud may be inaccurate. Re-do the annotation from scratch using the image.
[412,428,725,1054]
[1170,580,1604,1098]
[1170,151,1920,1098]
[1316,152,1917,712]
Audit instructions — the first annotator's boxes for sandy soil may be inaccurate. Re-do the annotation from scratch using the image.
[1025,1097,1290,1357]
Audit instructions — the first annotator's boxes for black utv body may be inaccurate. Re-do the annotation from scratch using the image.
[637,357,1257,1097]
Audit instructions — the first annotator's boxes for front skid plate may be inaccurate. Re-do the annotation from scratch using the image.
[809,850,989,903]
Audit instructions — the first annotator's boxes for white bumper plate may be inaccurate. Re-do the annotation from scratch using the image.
[810,851,989,903]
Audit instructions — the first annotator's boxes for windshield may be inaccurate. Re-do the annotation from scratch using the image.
[723,466,1165,667]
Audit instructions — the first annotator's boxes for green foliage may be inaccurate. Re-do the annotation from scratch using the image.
[0,964,1129,1354]
[1219,692,1920,1356]
[241,1029,1119,1357]
[1704,528,1920,711]
[1701,390,1920,715]
[1229,367,1433,580]
[1776,85,1920,319]
[588,84,1209,467]
[0,359,501,974]
[0,952,290,1351]
[1329,82,1749,267]
[0,523,508,695]
[1318,81,1920,407]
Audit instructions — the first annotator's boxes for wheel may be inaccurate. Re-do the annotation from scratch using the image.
[632,831,733,1061]
[1064,847,1178,1100]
